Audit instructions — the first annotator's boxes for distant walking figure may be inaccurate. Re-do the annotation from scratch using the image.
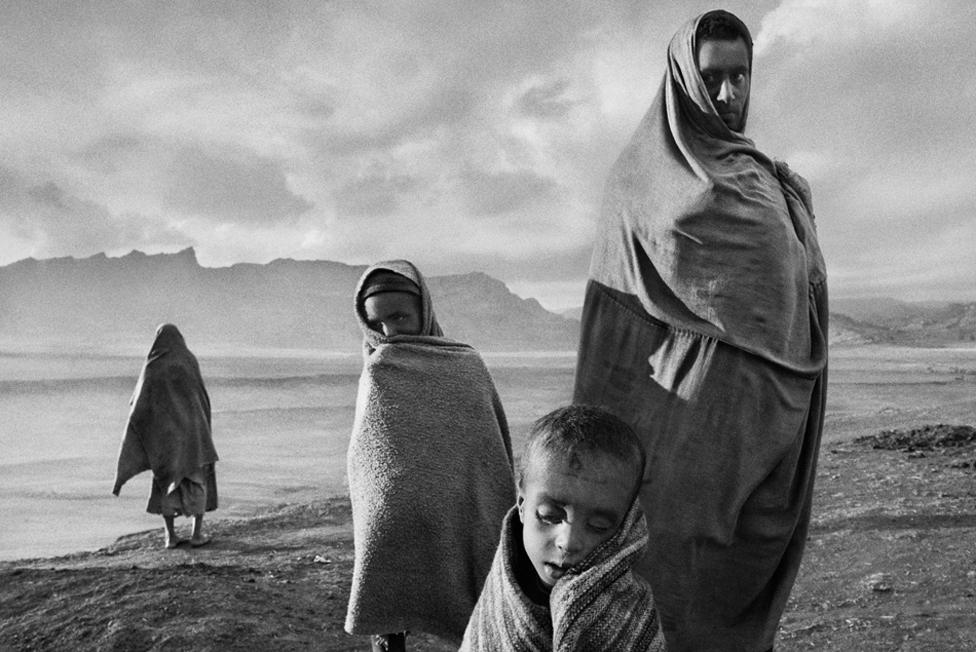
[113,323,218,549]
[573,9,828,651]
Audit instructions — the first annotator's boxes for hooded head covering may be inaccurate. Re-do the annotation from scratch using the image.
[360,270,421,300]
[587,9,826,371]
[670,9,753,137]
[113,323,217,496]
[354,260,443,346]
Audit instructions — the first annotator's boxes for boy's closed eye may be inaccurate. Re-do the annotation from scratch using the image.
[535,504,617,534]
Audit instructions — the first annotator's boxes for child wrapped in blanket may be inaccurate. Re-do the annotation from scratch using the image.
[344,260,515,652]
[461,405,666,651]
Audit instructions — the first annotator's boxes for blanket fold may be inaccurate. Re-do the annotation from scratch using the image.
[461,504,665,651]
[345,261,515,644]
[113,324,217,497]
[587,11,826,372]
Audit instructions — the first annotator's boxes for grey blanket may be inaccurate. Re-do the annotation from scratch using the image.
[345,261,515,644]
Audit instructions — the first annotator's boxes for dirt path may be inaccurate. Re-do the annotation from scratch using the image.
[0,499,453,651]
[2,427,974,651]
[780,426,976,650]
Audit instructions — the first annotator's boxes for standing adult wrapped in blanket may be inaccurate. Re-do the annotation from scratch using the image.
[344,260,515,651]
[573,10,828,652]
[113,323,218,550]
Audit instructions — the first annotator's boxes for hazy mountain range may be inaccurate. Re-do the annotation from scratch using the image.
[0,248,579,353]
[1,249,972,353]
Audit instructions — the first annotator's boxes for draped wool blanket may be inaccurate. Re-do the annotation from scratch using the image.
[460,505,665,652]
[113,324,218,497]
[345,261,515,643]
[573,10,828,651]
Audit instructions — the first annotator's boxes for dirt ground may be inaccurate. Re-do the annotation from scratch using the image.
[1,426,974,651]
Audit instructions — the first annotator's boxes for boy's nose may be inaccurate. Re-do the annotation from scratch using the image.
[555,524,584,556]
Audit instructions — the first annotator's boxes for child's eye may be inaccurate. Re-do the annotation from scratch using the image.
[536,509,563,525]
[587,519,614,534]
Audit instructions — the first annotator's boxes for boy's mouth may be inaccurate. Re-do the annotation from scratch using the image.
[543,561,572,580]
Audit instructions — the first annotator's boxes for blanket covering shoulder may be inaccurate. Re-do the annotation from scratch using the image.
[461,504,665,651]
[345,335,515,643]
[113,324,217,496]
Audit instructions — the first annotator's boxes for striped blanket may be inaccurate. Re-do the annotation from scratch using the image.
[461,504,665,651]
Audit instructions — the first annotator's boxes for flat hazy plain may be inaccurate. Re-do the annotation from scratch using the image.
[0,348,576,561]
[1,344,973,561]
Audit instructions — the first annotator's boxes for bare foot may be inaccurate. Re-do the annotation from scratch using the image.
[164,538,188,550]
[190,535,212,548]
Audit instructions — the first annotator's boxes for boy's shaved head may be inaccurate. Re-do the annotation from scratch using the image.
[519,405,645,498]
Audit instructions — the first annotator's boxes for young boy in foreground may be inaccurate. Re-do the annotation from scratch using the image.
[461,405,664,651]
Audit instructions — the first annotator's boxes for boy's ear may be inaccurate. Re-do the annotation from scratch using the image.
[516,494,525,522]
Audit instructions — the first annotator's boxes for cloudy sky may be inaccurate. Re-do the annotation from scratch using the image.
[1,1,973,310]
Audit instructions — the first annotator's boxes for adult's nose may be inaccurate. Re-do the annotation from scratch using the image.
[716,78,735,104]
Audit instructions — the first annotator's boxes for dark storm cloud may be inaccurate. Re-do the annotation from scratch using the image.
[515,79,578,119]
[0,166,187,256]
[27,182,68,209]
[163,147,313,223]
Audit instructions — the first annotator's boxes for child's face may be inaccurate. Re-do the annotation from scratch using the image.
[518,449,636,591]
[363,291,423,336]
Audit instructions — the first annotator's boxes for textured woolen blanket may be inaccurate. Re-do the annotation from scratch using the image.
[461,504,664,651]
[113,324,217,497]
[344,261,515,644]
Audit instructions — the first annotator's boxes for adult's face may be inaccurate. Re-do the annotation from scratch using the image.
[696,37,750,132]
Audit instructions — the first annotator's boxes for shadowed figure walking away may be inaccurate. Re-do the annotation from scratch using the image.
[113,323,218,549]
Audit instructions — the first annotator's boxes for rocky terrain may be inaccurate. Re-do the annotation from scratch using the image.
[2,424,974,651]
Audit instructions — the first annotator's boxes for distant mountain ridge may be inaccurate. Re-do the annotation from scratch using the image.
[0,249,579,353]
[1,251,972,352]
[830,297,976,346]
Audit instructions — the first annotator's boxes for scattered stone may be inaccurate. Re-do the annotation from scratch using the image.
[855,424,976,453]
[313,555,332,564]
[863,573,894,593]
